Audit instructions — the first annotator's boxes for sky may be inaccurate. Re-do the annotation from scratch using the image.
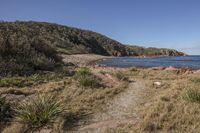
[1,0,200,55]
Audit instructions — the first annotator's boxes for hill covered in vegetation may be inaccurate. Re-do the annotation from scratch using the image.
[0,21,185,76]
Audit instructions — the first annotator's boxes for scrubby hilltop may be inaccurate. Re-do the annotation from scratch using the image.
[0,21,185,76]
[0,21,185,56]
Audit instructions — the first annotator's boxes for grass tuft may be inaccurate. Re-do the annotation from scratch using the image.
[190,77,200,84]
[74,68,101,88]
[14,94,64,130]
[183,89,200,103]
[114,71,128,81]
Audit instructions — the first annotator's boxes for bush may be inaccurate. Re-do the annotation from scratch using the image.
[74,68,100,88]
[0,36,62,76]
[14,94,64,130]
[79,75,100,88]
[0,95,12,123]
[74,68,91,79]
[114,71,128,81]
[183,89,200,103]
[190,77,200,84]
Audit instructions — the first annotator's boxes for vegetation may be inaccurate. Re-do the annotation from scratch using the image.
[0,21,184,76]
[190,77,200,84]
[0,73,65,87]
[183,89,200,103]
[74,68,100,88]
[114,71,128,81]
[14,94,64,130]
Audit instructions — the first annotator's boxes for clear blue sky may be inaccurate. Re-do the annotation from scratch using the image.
[1,0,200,55]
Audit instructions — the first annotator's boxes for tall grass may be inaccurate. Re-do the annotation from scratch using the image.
[183,89,200,103]
[15,94,64,130]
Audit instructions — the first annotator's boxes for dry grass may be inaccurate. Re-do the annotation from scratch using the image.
[2,67,200,133]
[105,70,200,133]
[1,67,129,132]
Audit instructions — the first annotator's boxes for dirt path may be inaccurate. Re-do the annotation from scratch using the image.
[70,79,147,133]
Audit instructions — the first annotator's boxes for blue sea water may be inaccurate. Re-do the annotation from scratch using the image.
[98,56,200,69]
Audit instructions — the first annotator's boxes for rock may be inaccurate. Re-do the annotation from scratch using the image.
[153,81,162,86]
[3,94,26,102]
[151,67,165,70]
[165,66,177,71]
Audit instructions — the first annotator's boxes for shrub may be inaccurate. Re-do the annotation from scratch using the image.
[183,89,200,103]
[190,77,200,84]
[0,95,12,123]
[74,68,100,88]
[79,75,100,88]
[130,67,138,72]
[74,68,91,79]
[14,94,64,130]
[114,71,128,81]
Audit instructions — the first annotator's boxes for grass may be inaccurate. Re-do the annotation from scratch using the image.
[74,68,101,88]
[74,67,91,78]
[114,71,128,81]
[78,76,100,88]
[0,73,65,87]
[183,89,200,103]
[190,77,200,84]
[14,94,64,130]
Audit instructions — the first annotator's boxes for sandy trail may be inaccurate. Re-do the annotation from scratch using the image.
[69,79,147,133]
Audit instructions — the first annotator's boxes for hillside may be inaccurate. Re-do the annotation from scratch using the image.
[0,21,185,56]
[0,21,185,76]
[126,45,185,56]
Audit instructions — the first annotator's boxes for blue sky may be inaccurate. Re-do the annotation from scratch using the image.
[1,0,200,55]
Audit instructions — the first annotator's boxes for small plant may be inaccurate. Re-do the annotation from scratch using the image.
[74,68,101,88]
[74,67,91,79]
[0,95,12,123]
[183,89,200,103]
[130,67,138,72]
[99,70,106,75]
[190,77,200,84]
[79,75,100,88]
[15,94,64,130]
[114,71,128,81]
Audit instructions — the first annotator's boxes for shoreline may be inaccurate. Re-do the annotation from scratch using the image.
[61,54,200,73]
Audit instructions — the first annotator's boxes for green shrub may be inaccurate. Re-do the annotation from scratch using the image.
[183,89,200,103]
[74,68,100,88]
[74,68,91,79]
[79,75,100,88]
[190,77,200,84]
[0,95,12,123]
[114,71,128,81]
[99,70,106,75]
[15,94,64,130]
[130,67,138,72]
